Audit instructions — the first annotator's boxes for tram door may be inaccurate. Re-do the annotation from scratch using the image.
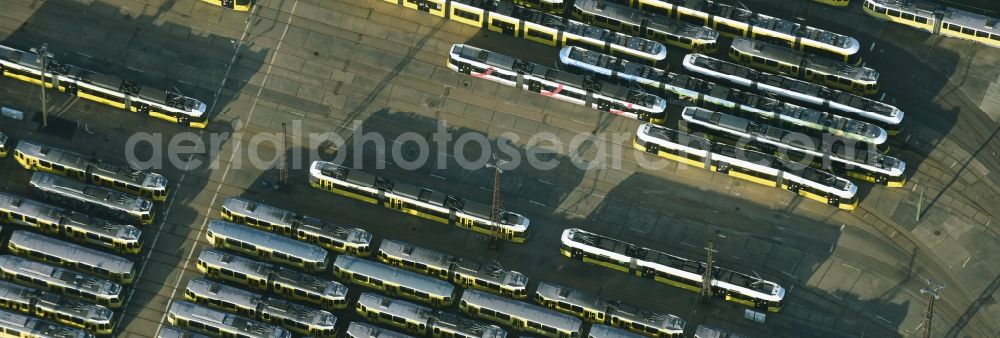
[388,197,405,212]
[851,82,863,94]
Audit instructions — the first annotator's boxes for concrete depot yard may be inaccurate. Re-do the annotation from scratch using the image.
[0,0,997,337]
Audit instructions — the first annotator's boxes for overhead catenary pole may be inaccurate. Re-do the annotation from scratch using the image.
[920,280,944,338]
[701,240,716,300]
[279,122,289,189]
[487,158,506,249]
[31,43,54,128]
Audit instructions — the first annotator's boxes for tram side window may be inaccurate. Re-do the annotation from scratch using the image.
[946,24,961,32]
[901,13,914,21]
[915,16,928,24]
[886,9,899,17]
[976,30,988,38]
[716,24,744,36]
[454,9,479,21]
[527,29,554,41]
[962,27,974,35]
[991,34,1000,41]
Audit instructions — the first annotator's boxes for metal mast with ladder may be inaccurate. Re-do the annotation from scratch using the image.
[920,279,944,338]
[486,158,506,249]
[701,240,716,300]
[279,122,289,189]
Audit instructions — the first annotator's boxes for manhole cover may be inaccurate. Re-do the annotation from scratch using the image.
[460,79,472,88]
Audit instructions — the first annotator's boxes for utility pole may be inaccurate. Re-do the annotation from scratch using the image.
[278,122,289,189]
[920,280,944,338]
[701,240,716,300]
[30,43,54,128]
[486,158,506,250]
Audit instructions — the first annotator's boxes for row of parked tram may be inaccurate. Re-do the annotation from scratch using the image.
[151,183,775,338]
[0,135,175,336]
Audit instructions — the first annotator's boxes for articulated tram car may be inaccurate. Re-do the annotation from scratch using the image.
[533,282,684,338]
[559,46,886,144]
[0,309,94,338]
[356,293,433,335]
[619,0,861,62]
[729,38,879,95]
[863,0,1000,48]
[199,0,252,11]
[682,54,903,135]
[682,107,906,187]
[157,326,213,338]
[184,278,338,337]
[449,44,667,123]
[0,255,124,309]
[205,220,329,272]
[14,141,169,201]
[221,197,374,256]
[460,289,582,338]
[570,0,719,52]
[386,0,668,65]
[346,322,416,338]
[377,240,529,299]
[333,256,457,307]
[7,231,136,285]
[309,161,530,243]
[195,249,349,311]
[166,301,291,338]
[0,44,208,128]
[0,280,115,335]
[635,123,858,209]
[29,172,155,225]
[0,133,7,158]
[0,193,142,254]
[356,293,508,338]
[560,228,786,312]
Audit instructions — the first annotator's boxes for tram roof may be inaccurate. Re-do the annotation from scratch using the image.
[589,324,646,338]
[197,249,275,278]
[0,309,92,338]
[535,281,607,310]
[0,255,120,296]
[358,293,433,323]
[347,322,416,338]
[730,38,877,82]
[433,311,507,338]
[273,266,348,297]
[158,326,213,338]
[574,0,717,39]
[462,290,581,332]
[9,231,135,274]
[334,256,455,297]
[607,301,684,331]
[170,301,288,338]
[680,0,854,48]
[379,240,457,270]
[208,220,329,263]
[686,54,900,120]
[30,172,151,212]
